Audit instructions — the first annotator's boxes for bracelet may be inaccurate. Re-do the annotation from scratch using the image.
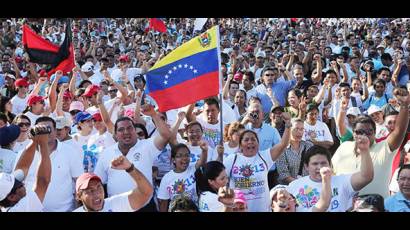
[284,123,292,129]
[125,164,135,173]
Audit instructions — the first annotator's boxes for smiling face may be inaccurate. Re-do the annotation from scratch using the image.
[186,123,203,145]
[77,179,105,212]
[173,146,191,172]
[398,168,410,199]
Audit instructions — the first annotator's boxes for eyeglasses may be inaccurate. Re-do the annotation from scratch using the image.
[17,122,30,128]
[264,74,275,76]
[109,90,118,93]
[175,153,190,158]
[354,129,374,136]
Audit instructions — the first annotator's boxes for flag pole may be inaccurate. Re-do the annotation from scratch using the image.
[215,25,223,146]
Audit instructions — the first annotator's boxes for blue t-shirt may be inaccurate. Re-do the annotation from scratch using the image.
[384,192,410,212]
[362,92,391,110]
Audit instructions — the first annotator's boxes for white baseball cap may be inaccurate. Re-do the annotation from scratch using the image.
[256,51,266,58]
[81,62,94,72]
[346,107,361,117]
[367,105,383,115]
[55,116,72,129]
[0,173,15,201]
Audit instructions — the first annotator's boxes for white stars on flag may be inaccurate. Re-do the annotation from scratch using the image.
[163,63,199,86]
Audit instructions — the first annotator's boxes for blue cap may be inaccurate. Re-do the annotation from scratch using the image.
[73,112,92,126]
[0,125,20,146]
[50,74,70,85]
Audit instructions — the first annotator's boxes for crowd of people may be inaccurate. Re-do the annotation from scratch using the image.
[0,17,410,212]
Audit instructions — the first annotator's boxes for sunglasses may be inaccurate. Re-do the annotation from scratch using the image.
[17,122,31,128]
[354,129,374,136]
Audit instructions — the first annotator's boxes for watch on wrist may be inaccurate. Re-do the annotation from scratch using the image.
[125,164,135,173]
[285,123,292,129]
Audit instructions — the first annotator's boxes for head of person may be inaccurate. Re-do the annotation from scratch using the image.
[226,122,245,144]
[134,123,148,140]
[108,86,118,99]
[4,73,16,87]
[195,161,227,196]
[203,98,220,125]
[91,113,106,133]
[270,185,297,212]
[306,85,319,100]
[114,117,137,148]
[14,78,29,94]
[239,130,259,157]
[287,89,302,107]
[384,111,398,133]
[0,96,12,114]
[228,80,240,98]
[339,82,352,98]
[62,91,73,112]
[346,107,361,127]
[293,67,304,83]
[75,173,105,212]
[290,118,305,142]
[325,69,338,86]
[27,95,45,115]
[168,194,199,212]
[377,67,391,83]
[380,53,393,67]
[351,77,362,92]
[350,194,385,212]
[12,114,31,139]
[270,105,284,125]
[69,101,84,118]
[74,112,93,134]
[261,66,279,85]
[233,189,248,212]
[352,115,376,145]
[55,116,71,141]
[0,173,26,208]
[234,90,247,107]
[79,80,92,90]
[306,104,319,124]
[0,124,20,149]
[241,71,255,89]
[373,79,386,96]
[247,102,264,126]
[397,164,410,200]
[171,143,191,172]
[134,74,146,90]
[303,145,332,182]
[82,85,100,106]
[35,116,57,145]
[81,62,95,77]
[185,121,203,145]
[367,105,384,125]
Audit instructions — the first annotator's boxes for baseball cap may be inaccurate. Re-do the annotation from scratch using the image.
[367,105,382,115]
[270,184,288,201]
[50,74,70,85]
[92,112,102,122]
[82,85,100,97]
[118,55,129,62]
[75,172,101,193]
[27,95,44,106]
[306,103,319,113]
[55,116,72,129]
[69,101,84,112]
[81,62,94,72]
[63,91,73,99]
[271,105,285,113]
[4,73,16,80]
[256,51,266,58]
[73,112,92,125]
[0,173,15,201]
[233,72,243,81]
[234,189,247,205]
[346,107,361,117]
[14,78,30,87]
[0,124,20,146]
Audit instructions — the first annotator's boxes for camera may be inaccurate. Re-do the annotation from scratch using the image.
[30,126,52,137]
[250,112,259,120]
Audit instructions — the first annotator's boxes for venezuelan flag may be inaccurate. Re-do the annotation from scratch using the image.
[146,26,221,112]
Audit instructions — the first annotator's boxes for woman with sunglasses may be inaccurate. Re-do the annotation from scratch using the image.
[11,114,31,154]
[157,142,208,212]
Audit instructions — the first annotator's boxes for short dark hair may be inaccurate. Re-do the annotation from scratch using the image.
[204,97,219,110]
[239,130,259,146]
[134,123,148,139]
[168,194,198,212]
[373,79,386,88]
[35,116,56,129]
[381,53,393,62]
[352,115,376,134]
[114,116,135,133]
[243,71,255,82]
[339,82,351,89]
[377,67,391,76]
[325,69,338,77]
[261,66,278,76]
[170,143,190,159]
[303,145,331,166]
[398,164,410,179]
[185,121,203,133]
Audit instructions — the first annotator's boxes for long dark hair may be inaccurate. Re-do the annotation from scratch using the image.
[0,96,15,122]
[195,161,226,197]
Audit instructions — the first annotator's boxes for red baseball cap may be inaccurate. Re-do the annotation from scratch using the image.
[14,78,30,88]
[63,91,73,99]
[119,55,129,62]
[82,85,100,97]
[38,69,48,78]
[92,112,102,122]
[75,173,101,193]
[27,95,44,106]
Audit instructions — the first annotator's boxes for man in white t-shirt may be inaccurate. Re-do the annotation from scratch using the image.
[94,105,171,211]
[110,55,146,85]
[81,61,104,85]
[0,124,51,212]
[74,155,153,212]
[13,117,83,212]
[10,78,29,115]
[287,143,374,212]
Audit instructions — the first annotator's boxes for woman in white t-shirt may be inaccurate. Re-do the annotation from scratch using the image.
[24,95,47,127]
[157,142,208,212]
[196,161,228,212]
[223,121,291,212]
[11,114,32,154]
[303,104,334,149]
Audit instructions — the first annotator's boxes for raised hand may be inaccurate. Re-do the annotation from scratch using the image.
[111,155,132,170]
[320,166,332,182]
[355,135,370,155]
[340,97,349,111]
[281,112,291,124]
[216,144,224,156]
[298,96,307,112]
[199,140,208,153]
[217,186,235,206]
[140,104,156,117]
[177,111,186,121]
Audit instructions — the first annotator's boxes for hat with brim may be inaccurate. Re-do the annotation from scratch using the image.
[75,173,101,193]
[73,112,92,126]
[0,125,21,146]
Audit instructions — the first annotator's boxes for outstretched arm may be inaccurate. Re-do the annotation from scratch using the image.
[141,104,171,150]
[33,126,52,202]
[387,91,410,151]
[169,111,186,147]
[350,135,374,191]
[270,113,291,161]
[312,167,332,212]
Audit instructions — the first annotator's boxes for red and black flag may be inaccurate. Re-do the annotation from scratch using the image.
[22,19,75,76]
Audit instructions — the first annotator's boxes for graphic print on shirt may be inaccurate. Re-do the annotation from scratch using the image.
[202,127,221,148]
[295,185,320,209]
[82,144,98,173]
[232,163,266,197]
[166,175,196,200]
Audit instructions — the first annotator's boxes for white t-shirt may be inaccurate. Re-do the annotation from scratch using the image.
[287,174,355,212]
[153,144,173,179]
[12,139,32,154]
[73,191,135,212]
[196,116,222,149]
[111,68,143,85]
[223,142,239,158]
[389,168,400,194]
[375,123,389,140]
[157,165,198,202]
[24,111,42,127]
[88,72,104,85]
[94,138,161,197]
[72,132,97,172]
[14,141,83,212]
[223,150,274,212]
[0,148,17,174]
[186,144,217,167]
[1,190,43,212]
[10,94,28,115]
[303,121,333,143]
[198,191,224,212]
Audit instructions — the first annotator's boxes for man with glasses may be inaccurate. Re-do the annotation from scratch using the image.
[385,164,410,212]
[332,90,410,198]
[10,78,29,115]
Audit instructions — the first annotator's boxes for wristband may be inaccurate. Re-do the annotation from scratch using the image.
[125,164,135,173]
